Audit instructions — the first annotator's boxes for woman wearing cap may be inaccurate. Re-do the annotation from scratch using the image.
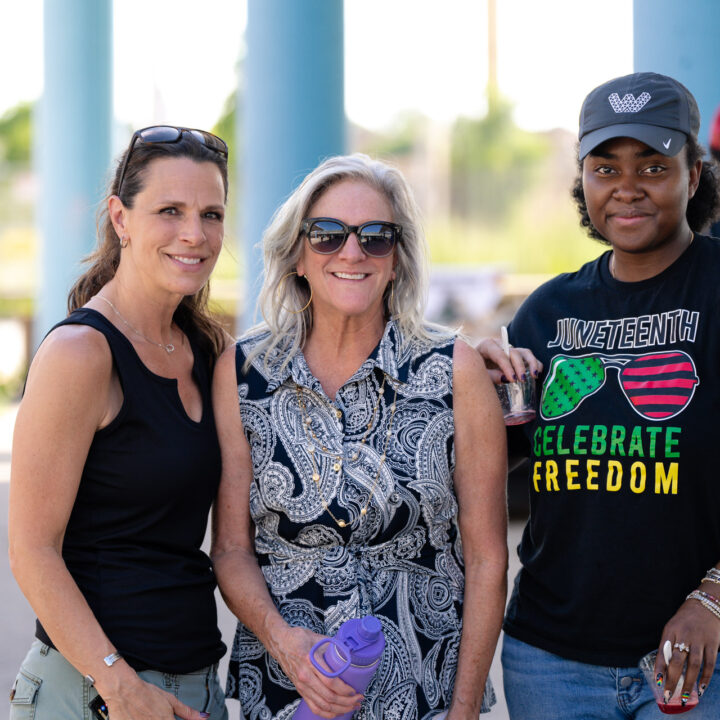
[9,126,230,720]
[479,72,720,718]
[211,154,508,720]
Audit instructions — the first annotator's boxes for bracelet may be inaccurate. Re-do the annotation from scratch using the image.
[703,568,720,586]
[687,590,720,621]
[83,652,123,686]
[695,589,720,605]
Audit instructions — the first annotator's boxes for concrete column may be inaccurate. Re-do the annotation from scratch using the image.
[240,0,345,330]
[634,0,720,152]
[36,0,113,345]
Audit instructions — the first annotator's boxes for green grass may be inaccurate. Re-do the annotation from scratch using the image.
[427,207,605,275]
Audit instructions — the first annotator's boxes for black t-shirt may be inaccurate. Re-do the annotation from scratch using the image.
[35,309,225,673]
[504,235,720,666]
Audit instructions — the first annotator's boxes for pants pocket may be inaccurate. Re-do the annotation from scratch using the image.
[9,668,42,720]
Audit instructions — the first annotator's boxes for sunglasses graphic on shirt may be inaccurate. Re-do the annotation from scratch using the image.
[540,351,699,421]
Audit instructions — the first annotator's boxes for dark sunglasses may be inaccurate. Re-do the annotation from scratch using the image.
[116,125,228,197]
[301,217,402,258]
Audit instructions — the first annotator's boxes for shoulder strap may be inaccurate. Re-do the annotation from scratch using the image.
[49,308,143,383]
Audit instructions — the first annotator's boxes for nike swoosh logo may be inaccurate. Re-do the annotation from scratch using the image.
[663,138,672,149]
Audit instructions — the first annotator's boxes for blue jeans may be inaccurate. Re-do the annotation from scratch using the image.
[502,633,720,719]
[9,640,228,720]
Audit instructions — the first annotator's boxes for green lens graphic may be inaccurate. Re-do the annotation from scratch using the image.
[541,355,606,419]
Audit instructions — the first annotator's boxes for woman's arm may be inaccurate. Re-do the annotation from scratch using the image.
[9,326,205,720]
[210,346,362,719]
[447,339,509,720]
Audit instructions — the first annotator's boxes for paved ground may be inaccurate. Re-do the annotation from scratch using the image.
[0,402,521,719]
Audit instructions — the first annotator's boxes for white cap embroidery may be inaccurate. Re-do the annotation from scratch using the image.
[608,92,651,113]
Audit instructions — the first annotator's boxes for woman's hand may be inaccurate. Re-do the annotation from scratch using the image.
[654,596,720,703]
[475,337,542,384]
[268,625,363,719]
[101,674,209,720]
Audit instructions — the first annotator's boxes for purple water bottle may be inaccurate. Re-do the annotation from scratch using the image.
[293,615,386,720]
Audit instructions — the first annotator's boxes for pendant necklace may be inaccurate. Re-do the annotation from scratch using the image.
[296,372,398,528]
[96,295,176,354]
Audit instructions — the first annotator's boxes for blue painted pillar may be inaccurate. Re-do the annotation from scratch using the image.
[240,0,345,330]
[634,0,720,154]
[36,0,113,345]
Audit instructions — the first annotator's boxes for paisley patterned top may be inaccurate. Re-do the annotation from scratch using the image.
[226,320,496,720]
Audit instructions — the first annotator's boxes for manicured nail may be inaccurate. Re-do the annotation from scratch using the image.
[699,683,707,697]
[681,690,690,706]
[521,373,527,381]
[656,673,663,687]
[512,373,518,381]
[664,690,671,704]
[500,375,509,383]
[533,370,539,377]
[200,714,210,719]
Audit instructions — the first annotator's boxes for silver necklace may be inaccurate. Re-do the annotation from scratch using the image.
[96,295,176,354]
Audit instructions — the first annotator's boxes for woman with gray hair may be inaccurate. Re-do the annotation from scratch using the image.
[211,154,508,720]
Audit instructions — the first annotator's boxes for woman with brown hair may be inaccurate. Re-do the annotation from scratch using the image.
[9,126,230,720]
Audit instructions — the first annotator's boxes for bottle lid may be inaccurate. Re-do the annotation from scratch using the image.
[337,615,385,666]
[358,615,382,641]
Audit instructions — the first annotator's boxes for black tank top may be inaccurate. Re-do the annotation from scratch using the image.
[35,308,225,672]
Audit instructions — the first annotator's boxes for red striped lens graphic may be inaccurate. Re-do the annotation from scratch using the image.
[618,351,699,420]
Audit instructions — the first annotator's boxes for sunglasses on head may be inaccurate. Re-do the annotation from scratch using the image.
[116,125,228,197]
[301,217,402,258]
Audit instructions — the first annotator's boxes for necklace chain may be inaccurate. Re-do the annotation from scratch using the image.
[296,372,398,528]
[96,295,176,354]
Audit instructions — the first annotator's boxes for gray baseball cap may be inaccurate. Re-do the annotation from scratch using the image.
[579,72,700,159]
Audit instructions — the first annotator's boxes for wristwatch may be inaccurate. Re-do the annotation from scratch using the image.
[84,652,123,686]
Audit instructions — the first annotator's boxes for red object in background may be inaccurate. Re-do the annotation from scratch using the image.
[710,105,720,153]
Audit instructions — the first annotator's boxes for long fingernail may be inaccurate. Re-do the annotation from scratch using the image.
[700,683,707,697]
[656,673,663,687]
[200,714,210,719]
[682,690,690,706]
[664,690,671,704]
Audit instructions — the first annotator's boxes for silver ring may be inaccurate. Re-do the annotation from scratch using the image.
[674,641,691,653]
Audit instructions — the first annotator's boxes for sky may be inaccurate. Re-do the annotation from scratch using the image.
[1,0,633,144]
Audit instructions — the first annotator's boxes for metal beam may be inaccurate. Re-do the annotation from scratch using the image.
[240,0,345,330]
[36,0,113,345]
[634,0,720,153]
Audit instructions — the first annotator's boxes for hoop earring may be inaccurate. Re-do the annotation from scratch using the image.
[119,235,129,248]
[278,271,313,314]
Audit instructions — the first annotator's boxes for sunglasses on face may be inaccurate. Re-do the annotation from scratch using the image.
[116,125,228,197]
[301,217,402,258]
